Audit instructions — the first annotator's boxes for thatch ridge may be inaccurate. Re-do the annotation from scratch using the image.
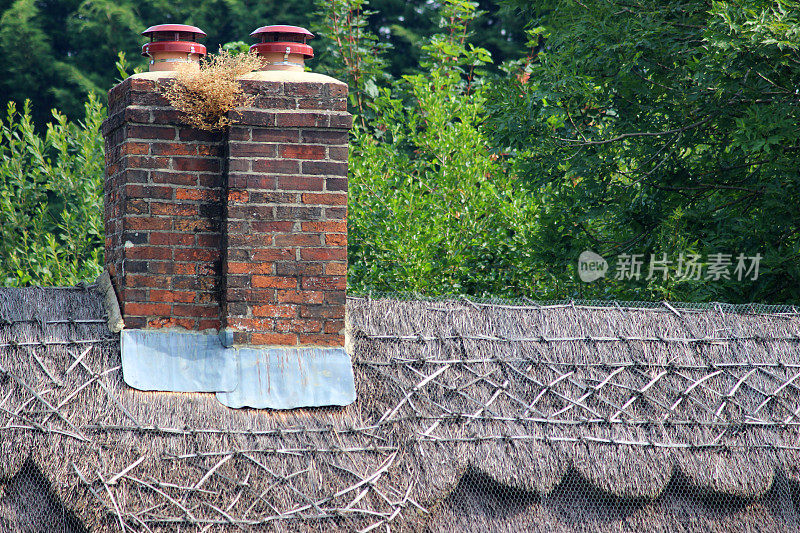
[1,287,799,531]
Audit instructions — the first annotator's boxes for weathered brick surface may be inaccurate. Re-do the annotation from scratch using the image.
[222,79,350,347]
[104,76,351,347]
[104,77,224,331]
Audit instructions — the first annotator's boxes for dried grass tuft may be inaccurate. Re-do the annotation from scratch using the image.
[162,51,262,131]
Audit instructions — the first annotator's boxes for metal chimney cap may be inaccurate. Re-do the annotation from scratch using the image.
[250,25,314,39]
[142,24,207,38]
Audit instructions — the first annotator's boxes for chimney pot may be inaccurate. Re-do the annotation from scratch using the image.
[250,25,314,72]
[142,24,207,72]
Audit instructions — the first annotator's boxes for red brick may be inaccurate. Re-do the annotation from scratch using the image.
[150,232,194,246]
[227,262,272,275]
[173,157,220,172]
[237,109,276,127]
[276,318,323,333]
[252,159,300,174]
[125,317,147,329]
[151,171,198,186]
[276,290,324,304]
[150,203,198,216]
[227,159,251,172]
[324,320,345,334]
[179,129,221,142]
[276,176,323,191]
[302,221,347,233]
[199,319,222,330]
[120,142,150,156]
[172,276,199,290]
[174,249,219,262]
[173,305,219,318]
[174,263,197,275]
[197,234,220,248]
[197,145,223,157]
[325,233,348,246]
[228,190,249,203]
[229,143,277,157]
[147,317,195,329]
[150,290,196,303]
[120,288,147,301]
[126,302,172,316]
[324,290,347,306]
[275,262,324,276]
[226,288,275,303]
[197,263,218,276]
[328,146,348,160]
[229,318,273,330]
[127,246,172,260]
[300,306,346,319]
[174,218,216,232]
[298,98,346,110]
[150,108,184,123]
[252,304,297,318]
[251,332,297,345]
[151,142,196,156]
[127,156,170,169]
[301,130,348,144]
[126,125,175,140]
[252,276,297,289]
[251,249,296,261]
[298,333,344,347]
[325,207,348,221]
[226,275,252,289]
[228,127,251,141]
[329,114,354,129]
[283,82,324,97]
[302,193,347,206]
[176,188,218,201]
[301,276,346,290]
[252,129,300,143]
[281,145,325,160]
[125,184,172,200]
[274,234,322,247]
[324,262,347,276]
[300,248,347,261]
[125,274,168,288]
[302,161,347,176]
[275,112,323,127]
[328,83,348,97]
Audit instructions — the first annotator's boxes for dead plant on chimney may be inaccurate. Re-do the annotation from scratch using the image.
[162,50,262,130]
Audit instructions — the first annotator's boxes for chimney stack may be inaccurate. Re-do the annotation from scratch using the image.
[102,24,355,408]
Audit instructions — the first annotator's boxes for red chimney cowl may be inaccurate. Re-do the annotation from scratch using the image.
[142,24,207,72]
[250,25,314,71]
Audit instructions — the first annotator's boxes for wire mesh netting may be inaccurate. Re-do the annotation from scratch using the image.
[2,286,800,531]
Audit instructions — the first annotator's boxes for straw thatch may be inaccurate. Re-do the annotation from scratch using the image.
[1,287,799,531]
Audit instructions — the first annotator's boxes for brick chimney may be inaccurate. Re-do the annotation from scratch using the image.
[102,26,351,350]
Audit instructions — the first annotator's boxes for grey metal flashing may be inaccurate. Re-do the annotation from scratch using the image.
[121,329,237,392]
[120,328,357,409]
[216,347,357,409]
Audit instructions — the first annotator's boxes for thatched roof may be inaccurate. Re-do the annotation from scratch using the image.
[1,287,799,531]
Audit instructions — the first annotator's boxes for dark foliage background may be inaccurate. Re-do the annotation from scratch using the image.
[0,0,797,305]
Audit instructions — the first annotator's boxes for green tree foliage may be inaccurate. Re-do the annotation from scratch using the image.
[318,0,542,296]
[0,0,523,129]
[0,0,99,126]
[486,0,800,303]
[0,96,105,286]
